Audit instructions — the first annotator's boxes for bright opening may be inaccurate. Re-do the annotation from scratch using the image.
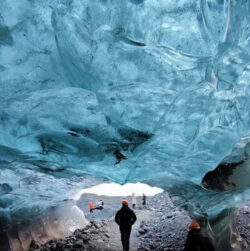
[74,182,163,200]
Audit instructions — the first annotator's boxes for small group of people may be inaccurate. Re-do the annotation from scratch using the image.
[131,192,146,209]
[89,199,104,213]
[88,193,146,214]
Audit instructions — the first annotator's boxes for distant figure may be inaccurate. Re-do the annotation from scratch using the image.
[115,200,137,251]
[184,222,215,251]
[141,193,146,206]
[89,202,95,213]
[95,199,104,210]
[132,193,136,209]
[114,150,126,165]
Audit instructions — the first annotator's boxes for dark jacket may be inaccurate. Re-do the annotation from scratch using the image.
[115,205,137,230]
[184,229,215,251]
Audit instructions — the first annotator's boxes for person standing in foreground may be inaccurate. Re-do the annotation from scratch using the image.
[115,200,137,251]
[184,221,215,251]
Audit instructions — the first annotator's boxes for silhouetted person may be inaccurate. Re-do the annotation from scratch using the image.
[114,150,126,165]
[184,222,215,251]
[115,200,137,251]
[141,193,146,206]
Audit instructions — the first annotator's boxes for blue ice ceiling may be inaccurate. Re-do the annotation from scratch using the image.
[0,0,250,213]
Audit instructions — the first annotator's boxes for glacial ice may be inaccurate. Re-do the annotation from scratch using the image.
[0,0,250,245]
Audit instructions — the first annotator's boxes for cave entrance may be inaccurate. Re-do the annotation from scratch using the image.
[75,182,164,224]
[74,182,163,200]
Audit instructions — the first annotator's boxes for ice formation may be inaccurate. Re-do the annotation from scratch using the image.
[0,0,250,248]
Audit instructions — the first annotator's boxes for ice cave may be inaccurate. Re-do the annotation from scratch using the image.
[0,0,250,250]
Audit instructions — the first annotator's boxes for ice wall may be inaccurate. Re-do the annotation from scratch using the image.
[0,0,250,242]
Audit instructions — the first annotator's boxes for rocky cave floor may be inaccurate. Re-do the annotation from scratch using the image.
[29,192,191,251]
[236,201,250,251]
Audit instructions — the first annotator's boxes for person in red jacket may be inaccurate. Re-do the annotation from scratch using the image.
[89,202,95,213]
[115,200,137,251]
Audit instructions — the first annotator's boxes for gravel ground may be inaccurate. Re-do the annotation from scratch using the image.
[235,201,250,251]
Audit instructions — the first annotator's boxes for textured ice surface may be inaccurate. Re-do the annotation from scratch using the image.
[0,0,250,231]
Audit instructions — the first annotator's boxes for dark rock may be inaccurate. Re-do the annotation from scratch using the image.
[138,228,148,235]
[104,233,110,238]
[241,233,247,238]
[50,243,56,251]
[65,243,73,248]
[202,160,244,190]
[55,242,64,251]
[74,239,84,248]
[30,240,40,249]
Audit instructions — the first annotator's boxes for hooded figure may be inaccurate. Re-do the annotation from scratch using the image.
[184,222,215,251]
[115,200,137,251]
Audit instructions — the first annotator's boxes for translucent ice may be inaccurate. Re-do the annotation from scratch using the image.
[0,0,250,239]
